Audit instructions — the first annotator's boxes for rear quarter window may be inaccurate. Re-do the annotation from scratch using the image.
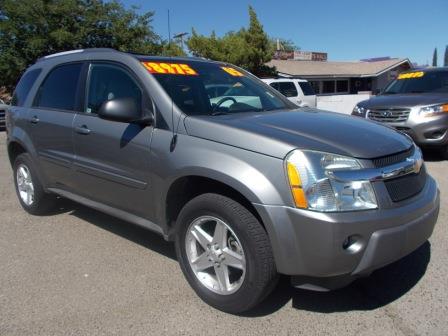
[298,82,315,96]
[33,63,83,111]
[11,69,42,107]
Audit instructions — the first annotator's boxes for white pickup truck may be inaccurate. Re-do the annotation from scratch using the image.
[262,78,317,108]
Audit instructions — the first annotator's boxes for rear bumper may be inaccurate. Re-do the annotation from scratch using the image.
[253,175,439,288]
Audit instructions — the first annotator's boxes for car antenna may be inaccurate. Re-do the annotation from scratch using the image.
[168,9,177,152]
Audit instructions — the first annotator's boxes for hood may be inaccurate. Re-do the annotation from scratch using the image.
[359,93,448,109]
[184,109,412,159]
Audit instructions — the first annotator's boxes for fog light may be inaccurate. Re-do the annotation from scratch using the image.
[342,235,363,254]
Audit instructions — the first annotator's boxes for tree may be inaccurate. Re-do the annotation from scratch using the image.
[0,0,169,90]
[244,6,274,75]
[444,45,448,67]
[432,48,438,67]
[187,6,276,76]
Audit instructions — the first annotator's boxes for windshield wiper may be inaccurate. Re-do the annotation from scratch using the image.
[210,111,229,116]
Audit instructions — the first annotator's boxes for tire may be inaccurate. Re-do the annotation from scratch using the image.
[175,193,278,313]
[13,153,56,215]
[440,145,448,160]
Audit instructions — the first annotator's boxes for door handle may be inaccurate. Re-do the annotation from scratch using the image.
[30,116,39,124]
[75,125,91,135]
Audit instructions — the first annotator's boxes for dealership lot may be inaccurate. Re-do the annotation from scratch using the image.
[0,132,447,336]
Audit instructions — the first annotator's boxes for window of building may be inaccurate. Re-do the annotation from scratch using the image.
[34,63,82,111]
[322,81,335,94]
[336,80,349,93]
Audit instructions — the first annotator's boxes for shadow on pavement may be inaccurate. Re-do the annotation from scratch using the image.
[57,198,177,260]
[50,197,431,317]
[244,242,431,317]
[421,147,445,162]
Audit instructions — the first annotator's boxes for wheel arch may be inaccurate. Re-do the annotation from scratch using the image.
[164,174,265,241]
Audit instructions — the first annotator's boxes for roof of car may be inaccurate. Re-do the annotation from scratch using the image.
[36,48,223,65]
[402,67,448,73]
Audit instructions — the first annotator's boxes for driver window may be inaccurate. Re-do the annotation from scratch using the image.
[86,63,142,114]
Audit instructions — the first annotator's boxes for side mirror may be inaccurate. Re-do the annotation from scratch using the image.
[373,88,382,95]
[98,97,142,123]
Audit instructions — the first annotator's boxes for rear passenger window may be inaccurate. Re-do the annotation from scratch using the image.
[11,69,42,107]
[271,82,298,97]
[298,82,315,96]
[34,63,82,111]
[86,63,142,114]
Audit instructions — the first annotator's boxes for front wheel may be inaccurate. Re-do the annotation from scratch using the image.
[175,193,278,313]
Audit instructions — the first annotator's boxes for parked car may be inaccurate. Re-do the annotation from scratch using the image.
[0,99,7,130]
[262,78,317,107]
[7,49,439,313]
[352,67,448,157]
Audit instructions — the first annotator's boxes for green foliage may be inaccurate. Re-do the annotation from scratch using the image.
[270,38,298,52]
[444,45,448,67]
[0,0,176,89]
[432,48,438,67]
[187,6,276,76]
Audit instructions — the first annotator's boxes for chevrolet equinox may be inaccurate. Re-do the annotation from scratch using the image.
[6,49,440,313]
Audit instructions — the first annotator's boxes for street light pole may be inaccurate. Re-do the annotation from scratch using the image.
[173,32,189,53]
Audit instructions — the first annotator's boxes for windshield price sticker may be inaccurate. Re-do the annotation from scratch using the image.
[397,71,424,80]
[221,66,244,77]
[141,62,198,75]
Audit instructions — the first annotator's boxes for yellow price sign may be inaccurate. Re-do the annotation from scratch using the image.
[397,71,424,80]
[221,66,244,77]
[141,62,198,75]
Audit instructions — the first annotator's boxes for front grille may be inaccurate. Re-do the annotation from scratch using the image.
[372,146,414,168]
[384,165,427,202]
[368,108,411,123]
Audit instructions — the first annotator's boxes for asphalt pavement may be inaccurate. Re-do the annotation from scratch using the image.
[0,132,447,336]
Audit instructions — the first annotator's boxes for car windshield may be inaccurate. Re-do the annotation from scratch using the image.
[139,59,294,116]
[383,70,448,94]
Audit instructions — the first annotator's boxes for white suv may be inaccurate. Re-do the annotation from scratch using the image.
[262,78,317,108]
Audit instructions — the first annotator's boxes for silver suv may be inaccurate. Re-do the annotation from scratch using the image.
[352,68,448,157]
[6,49,439,313]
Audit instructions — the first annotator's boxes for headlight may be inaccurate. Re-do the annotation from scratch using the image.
[352,105,368,116]
[286,150,377,212]
[419,103,448,117]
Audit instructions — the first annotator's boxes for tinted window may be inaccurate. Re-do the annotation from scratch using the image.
[11,69,42,106]
[86,63,142,114]
[298,82,315,96]
[322,81,335,94]
[336,80,349,93]
[384,71,448,94]
[275,82,298,97]
[143,60,291,116]
[34,63,82,110]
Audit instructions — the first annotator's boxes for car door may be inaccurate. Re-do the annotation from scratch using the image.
[28,62,84,189]
[72,62,154,218]
[297,81,317,108]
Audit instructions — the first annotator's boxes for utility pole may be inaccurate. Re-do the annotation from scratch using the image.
[173,32,189,53]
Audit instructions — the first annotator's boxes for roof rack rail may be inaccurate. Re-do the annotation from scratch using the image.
[36,48,117,62]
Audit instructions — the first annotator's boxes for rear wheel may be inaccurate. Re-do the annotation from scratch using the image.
[175,193,278,313]
[13,153,56,215]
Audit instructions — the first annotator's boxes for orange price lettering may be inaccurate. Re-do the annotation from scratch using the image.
[221,66,244,77]
[141,62,198,75]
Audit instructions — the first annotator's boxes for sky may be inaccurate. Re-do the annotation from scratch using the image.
[122,0,447,65]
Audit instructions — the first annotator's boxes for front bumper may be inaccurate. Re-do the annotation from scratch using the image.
[355,111,448,147]
[253,175,439,288]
